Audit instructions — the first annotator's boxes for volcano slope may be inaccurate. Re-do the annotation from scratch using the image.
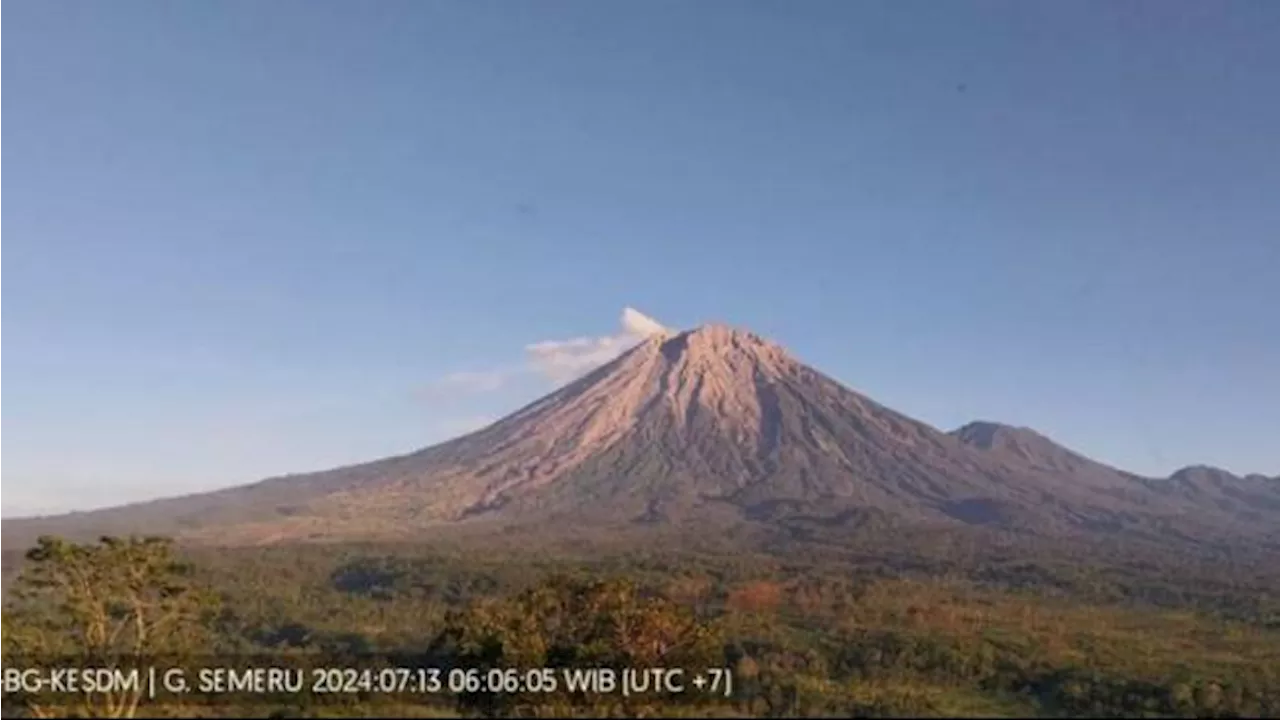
[5,324,1277,552]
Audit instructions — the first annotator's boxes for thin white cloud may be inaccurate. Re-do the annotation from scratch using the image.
[523,307,670,384]
[429,307,671,393]
[621,307,669,336]
[434,370,512,393]
[418,368,523,403]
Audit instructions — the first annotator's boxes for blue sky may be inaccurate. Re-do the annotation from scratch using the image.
[4,1,1278,516]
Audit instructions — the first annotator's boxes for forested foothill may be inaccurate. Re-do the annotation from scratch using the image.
[3,525,1278,718]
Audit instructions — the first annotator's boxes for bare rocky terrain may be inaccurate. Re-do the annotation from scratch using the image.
[5,324,1278,551]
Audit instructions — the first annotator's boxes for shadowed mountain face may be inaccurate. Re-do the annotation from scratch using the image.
[5,325,1277,548]
[950,422,1115,475]
[947,421,1152,492]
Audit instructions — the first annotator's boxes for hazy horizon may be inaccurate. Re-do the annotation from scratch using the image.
[6,1,1279,516]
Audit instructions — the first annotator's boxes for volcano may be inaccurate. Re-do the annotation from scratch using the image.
[5,323,1277,548]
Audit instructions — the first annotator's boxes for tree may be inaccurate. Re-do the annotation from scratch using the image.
[2,535,218,718]
[431,575,725,717]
